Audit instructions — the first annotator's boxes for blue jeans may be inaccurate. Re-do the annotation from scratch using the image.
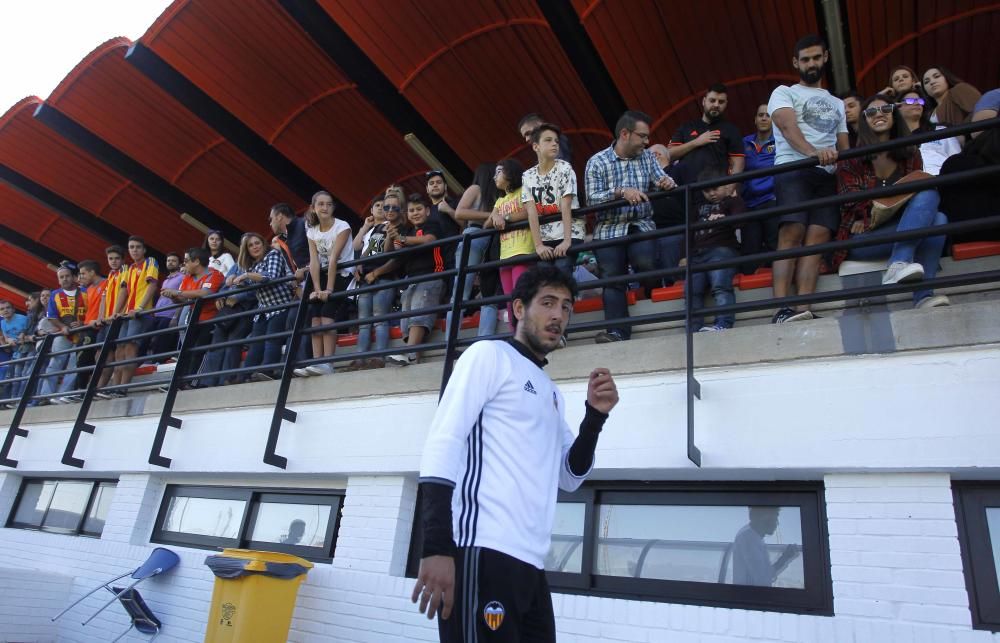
[686,246,738,330]
[357,283,397,354]
[9,349,35,399]
[447,229,498,337]
[656,233,684,286]
[198,314,252,387]
[847,190,947,304]
[39,335,79,398]
[594,230,658,340]
[244,309,290,377]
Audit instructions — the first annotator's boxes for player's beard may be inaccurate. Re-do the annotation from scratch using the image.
[799,67,823,84]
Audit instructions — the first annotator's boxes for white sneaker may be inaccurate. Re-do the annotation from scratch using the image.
[306,363,334,376]
[916,294,950,309]
[293,368,311,377]
[882,261,924,285]
[386,353,415,366]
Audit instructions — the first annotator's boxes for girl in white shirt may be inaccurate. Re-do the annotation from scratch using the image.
[300,190,353,376]
[204,230,235,276]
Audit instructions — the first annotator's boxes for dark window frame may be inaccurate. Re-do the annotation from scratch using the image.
[151,485,345,563]
[6,477,118,538]
[953,482,1000,632]
[406,481,832,615]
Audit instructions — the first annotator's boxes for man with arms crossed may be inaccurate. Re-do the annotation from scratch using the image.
[412,265,619,641]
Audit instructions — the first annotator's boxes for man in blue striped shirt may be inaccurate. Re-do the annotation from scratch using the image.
[585,110,677,342]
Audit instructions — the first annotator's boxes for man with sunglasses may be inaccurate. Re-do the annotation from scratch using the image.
[767,34,849,324]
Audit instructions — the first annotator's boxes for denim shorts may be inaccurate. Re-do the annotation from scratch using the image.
[774,167,839,232]
[121,314,155,343]
[401,279,444,331]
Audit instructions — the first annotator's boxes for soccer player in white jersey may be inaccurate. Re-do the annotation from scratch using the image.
[412,265,619,641]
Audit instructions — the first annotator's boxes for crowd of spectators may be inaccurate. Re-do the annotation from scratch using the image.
[1,33,998,407]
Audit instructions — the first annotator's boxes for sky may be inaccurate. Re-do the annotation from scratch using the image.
[0,0,173,112]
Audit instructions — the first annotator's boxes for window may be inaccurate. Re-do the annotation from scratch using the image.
[152,486,344,561]
[543,484,831,614]
[7,479,116,537]
[954,483,1000,632]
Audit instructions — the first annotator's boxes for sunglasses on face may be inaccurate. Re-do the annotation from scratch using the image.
[383,205,401,212]
[900,97,926,106]
[863,104,895,117]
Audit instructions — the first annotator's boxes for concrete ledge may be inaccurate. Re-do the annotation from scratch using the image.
[6,297,1000,429]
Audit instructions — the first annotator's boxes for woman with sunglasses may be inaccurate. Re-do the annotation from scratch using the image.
[347,191,405,370]
[900,87,962,175]
[834,94,950,308]
[203,229,235,277]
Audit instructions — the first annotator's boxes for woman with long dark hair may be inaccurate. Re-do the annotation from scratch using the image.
[923,66,981,125]
[487,158,532,329]
[203,229,235,276]
[835,94,949,308]
[451,162,502,336]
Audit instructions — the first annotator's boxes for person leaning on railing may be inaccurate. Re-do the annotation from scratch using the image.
[833,94,950,309]
[2,292,43,407]
[159,247,226,388]
[231,232,295,382]
[348,191,405,371]
[195,261,255,388]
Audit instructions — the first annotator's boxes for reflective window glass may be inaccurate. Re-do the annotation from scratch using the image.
[594,504,804,588]
[82,482,117,535]
[162,496,245,539]
[545,503,585,573]
[250,502,332,547]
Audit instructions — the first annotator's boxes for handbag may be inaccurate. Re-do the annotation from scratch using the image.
[868,171,932,230]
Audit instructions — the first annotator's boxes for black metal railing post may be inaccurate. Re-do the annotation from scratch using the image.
[61,317,125,468]
[149,299,206,468]
[683,185,702,467]
[0,334,55,468]
[263,282,313,469]
[439,236,473,398]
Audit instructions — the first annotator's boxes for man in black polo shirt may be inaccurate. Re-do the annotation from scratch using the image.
[426,170,461,270]
[668,83,745,185]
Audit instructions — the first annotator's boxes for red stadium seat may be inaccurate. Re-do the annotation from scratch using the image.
[952,241,1000,261]
[573,297,603,313]
[650,283,685,302]
[738,268,773,290]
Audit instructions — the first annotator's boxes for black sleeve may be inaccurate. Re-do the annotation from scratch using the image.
[419,480,457,558]
[567,402,609,476]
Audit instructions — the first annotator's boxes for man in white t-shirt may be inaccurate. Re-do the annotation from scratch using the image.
[767,34,849,324]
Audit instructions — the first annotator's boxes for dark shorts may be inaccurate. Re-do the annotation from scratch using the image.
[774,167,839,233]
[439,547,554,643]
[308,271,351,321]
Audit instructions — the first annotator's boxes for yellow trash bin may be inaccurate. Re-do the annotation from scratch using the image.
[203,548,313,643]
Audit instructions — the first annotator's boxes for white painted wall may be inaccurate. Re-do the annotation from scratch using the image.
[1,344,999,641]
[2,346,999,477]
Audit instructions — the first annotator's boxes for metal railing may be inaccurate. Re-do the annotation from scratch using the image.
[1,116,998,470]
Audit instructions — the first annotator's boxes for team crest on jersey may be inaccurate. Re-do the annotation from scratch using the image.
[483,601,505,631]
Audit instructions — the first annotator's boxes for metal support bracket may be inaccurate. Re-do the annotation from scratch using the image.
[149,300,205,468]
[263,284,313,469]
[0,334,55,468]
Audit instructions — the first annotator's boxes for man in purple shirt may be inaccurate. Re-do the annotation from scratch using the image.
[149,252,184,360]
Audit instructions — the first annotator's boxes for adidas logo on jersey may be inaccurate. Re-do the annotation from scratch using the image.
[523,380,536,395]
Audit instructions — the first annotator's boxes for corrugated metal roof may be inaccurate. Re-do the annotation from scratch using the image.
[46,37,305,233]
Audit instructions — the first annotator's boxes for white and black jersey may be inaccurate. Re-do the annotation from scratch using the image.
[419,339,596,569]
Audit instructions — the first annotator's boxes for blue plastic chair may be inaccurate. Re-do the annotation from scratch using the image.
[52,547,179,639]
